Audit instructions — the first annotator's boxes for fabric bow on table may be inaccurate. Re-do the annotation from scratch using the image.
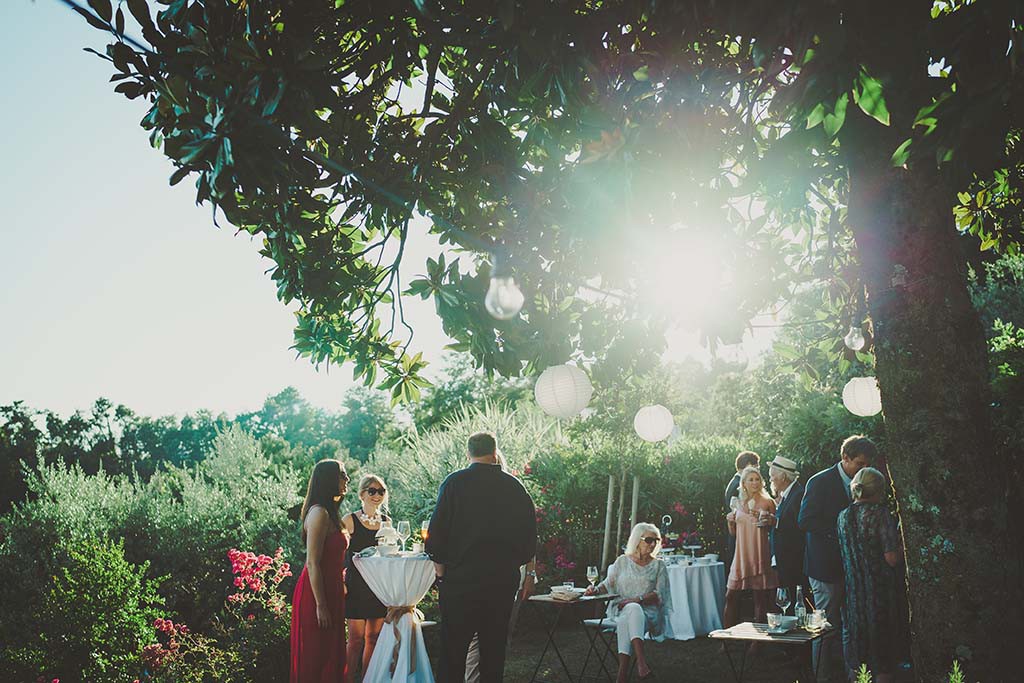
[384,605,424,676]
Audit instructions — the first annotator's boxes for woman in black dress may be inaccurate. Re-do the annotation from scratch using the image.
[341,473,390,680]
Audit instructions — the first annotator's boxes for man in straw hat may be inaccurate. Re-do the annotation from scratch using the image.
[768,456,807,610]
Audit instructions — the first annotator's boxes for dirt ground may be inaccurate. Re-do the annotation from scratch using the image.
[421,607,839,683]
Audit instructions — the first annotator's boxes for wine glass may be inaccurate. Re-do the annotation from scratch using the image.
[420,520,429,544]
[729,496,740,513]
[776,587,792,616]
[396,521,411,552]
[586,565,599,589]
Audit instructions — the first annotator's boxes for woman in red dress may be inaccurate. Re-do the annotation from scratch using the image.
[291,459,350,683]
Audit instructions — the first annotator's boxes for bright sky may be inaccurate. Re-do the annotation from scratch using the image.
[0,1,771,419]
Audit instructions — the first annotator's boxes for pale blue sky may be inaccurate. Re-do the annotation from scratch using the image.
[0,0,451,417]
[0,1,766,419]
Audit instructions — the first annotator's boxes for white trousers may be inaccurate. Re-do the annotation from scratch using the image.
[615,602,647,655]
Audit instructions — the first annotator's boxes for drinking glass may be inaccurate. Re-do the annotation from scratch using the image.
[586,565,599,589]
[729,496,740,512]
[396,521,411,552]
[420,521,429,542]
[775,587,791,615]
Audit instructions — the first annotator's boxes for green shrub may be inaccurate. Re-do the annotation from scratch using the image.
[0,427,304,633]
[364,402,558,523]
[1,537,163,683]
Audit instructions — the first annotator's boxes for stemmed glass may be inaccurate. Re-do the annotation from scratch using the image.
[396,521,411,552]
[420,521,429,544]
[586,565,599,590]
[776,587,792,616]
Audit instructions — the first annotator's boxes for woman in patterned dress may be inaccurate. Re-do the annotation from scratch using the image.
[838,467,903,682]
[585,522,672,682]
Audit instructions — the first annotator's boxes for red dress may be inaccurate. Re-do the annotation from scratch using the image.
[290,527,348,683]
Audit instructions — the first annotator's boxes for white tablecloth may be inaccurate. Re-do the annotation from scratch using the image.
[663,561,726,640]
[353,555,436,683]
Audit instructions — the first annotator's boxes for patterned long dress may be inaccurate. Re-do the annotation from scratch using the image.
[837,502,902,674]
[599,555,673,639]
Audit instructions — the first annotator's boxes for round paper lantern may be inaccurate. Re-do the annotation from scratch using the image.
[534,364,593,419]
[842,377,882,417]
[634,404,675,442]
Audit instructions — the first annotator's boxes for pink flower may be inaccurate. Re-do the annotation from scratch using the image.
[247,614,256,621]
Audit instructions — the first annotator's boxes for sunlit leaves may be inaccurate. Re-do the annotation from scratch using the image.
[823,93,848,138]
[852,68,890,126]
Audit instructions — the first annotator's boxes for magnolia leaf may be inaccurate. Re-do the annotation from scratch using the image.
[891,138,913,166]
[854,69,890,126]
[806,102,826,129]
[823,94,849,138]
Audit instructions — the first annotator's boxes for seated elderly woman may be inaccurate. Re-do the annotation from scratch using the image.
[584,523,671,682]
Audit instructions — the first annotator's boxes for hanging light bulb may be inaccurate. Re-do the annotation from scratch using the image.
[844,325,866,352]
[484,256,525,320]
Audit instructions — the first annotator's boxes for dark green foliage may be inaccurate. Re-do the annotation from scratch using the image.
[0,427,304,630]
[410,353,530,433]
[0,537,163,683]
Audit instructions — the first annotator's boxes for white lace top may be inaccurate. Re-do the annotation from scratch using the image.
[598,554,672,637]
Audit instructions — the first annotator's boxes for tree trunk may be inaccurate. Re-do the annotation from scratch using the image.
[847,150,1021,681]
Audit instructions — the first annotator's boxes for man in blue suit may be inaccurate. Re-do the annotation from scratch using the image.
[798,435,877,681]
[768,455,806,608]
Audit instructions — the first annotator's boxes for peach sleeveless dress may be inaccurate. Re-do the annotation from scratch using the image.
[727,503,779,591]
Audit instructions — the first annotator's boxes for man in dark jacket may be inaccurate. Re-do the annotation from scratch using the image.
[767,456,806,608]
[798,435,877,680]
[723,450,760,573]
[426,432,537,683]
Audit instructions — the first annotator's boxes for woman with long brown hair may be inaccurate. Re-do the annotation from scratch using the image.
[290,459,350,683]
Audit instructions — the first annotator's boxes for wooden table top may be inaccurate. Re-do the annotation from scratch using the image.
[709,622,834,645]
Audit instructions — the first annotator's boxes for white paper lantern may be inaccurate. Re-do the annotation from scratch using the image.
[534,364,593,419]
[634,404,675,442]
[842,377,882,417]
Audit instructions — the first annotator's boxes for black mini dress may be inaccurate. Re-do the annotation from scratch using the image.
[344,511,389,619]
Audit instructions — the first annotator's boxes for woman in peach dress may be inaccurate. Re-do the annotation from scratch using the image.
[724,465,779,629]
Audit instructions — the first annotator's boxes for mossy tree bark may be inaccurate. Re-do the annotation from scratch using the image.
[847,141,1020,681]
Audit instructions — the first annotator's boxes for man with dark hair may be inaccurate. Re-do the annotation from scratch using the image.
[798,435,877,681]
[724,451,760,572]
[467,432,497,459]
[426,432,537,683]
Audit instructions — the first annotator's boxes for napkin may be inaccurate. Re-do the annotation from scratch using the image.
[550,589,581,602]
[356,547,378,558]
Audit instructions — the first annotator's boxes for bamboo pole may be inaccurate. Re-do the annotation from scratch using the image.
[630,473,640,530]
[601,474,615,570]
[615,468,627,554]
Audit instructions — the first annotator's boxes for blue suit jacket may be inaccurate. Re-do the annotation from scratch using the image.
[770,480,805,587]
[797,465,850,583]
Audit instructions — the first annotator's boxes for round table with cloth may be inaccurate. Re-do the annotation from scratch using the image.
[352,554,436,683]
[663,561,726,640]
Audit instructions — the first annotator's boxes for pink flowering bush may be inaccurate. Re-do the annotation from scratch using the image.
[140,616,239,683]
[218,547,293,683]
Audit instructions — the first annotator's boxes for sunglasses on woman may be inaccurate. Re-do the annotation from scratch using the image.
[365,487,387,496]
[642,537,661,545]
